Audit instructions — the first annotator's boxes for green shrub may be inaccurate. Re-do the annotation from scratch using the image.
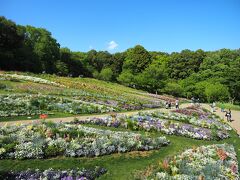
[44,145,64,157]
[0,83,6,89]
[3,143,17,153]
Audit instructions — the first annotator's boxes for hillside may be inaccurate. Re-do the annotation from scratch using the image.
[0,71,178,121]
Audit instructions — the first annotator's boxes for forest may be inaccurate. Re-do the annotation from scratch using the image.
[1,16,240,103]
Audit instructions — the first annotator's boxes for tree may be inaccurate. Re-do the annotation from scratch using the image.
[123,45,151,74]
[167,49,206,79]
[99,68,113,81]
[134,55,168,92]
[0,16,24,70]
[25,26,60,73]
[205,83,230,102]
[117,70,135,86]
[56,60,69,76]
[164,82,184,97]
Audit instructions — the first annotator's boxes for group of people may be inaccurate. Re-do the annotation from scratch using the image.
[212,102,232,122]
[165,99,179,109]
[191,97,200,105]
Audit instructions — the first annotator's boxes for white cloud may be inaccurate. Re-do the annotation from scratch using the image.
[89,45,93,49]
[107,41,118,50]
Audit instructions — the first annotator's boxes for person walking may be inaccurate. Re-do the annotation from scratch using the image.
[191,97,195,105]
[212,102,216,112]
[221,103,225,112]
[175,98,179,109]
[228,109,232,122]
[225,109,232,122]
[197,98,200,106]
[165,101,169,109]
[168,101,171,109]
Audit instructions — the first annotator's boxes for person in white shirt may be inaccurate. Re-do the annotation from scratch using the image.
[175,99,179,109]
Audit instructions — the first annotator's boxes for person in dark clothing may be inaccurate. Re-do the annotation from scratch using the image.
[225,109,232,122]
[228,109,232,121]
[168,101,171,109]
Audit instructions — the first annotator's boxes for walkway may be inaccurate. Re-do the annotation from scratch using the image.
[0,103,239,134]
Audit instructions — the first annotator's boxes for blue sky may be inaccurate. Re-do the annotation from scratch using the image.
[1,0,240,53]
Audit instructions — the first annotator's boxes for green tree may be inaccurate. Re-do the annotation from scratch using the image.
[164,82,183,97]
[25,26,60,73]
[99,68,113,81]
[56,60,69,76]
[123,45,151,74]
[117,70,135,86]
[205,83,230,102]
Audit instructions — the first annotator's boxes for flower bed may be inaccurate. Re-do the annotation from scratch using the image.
[0,166,107,180]
[0,121,169,159]
[0,94,114,117]
[0,73,65,87]
[73,112,229,140]
[145,111,232,131]
[172,105,210,117]
[155,144,239,180]
[170,106,232,131]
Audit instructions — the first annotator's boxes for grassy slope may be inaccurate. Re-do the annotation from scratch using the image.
[0,72,166,122]
[0,72,160,104]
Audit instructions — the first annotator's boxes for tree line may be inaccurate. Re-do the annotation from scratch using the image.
[1,16,240,103]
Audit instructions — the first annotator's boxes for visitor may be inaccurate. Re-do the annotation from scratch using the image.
[165,102,169,109]
[168,101,171,109]
[197,98,200,106]
[212,102,216,112]
[175,98,179,109]
[221,103,225,112]
[228,109,232,122]
[191,97,195,105]
[225,109,232,122]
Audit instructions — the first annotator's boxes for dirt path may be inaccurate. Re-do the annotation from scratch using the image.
[1,103,239,134]
[200,103,240,134]
[0,107,172,126]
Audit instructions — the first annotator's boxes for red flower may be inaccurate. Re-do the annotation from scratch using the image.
[231,163,237,174]
[39,114,48,120]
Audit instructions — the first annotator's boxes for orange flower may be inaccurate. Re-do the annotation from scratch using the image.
[217,148,228,161]
[39,114,48,120]
[162,159,169,171]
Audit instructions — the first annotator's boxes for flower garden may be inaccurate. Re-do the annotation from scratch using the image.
[154,144,239,179]
[73,106,231,140]
[0,121,169,160]
[0,72,239,180]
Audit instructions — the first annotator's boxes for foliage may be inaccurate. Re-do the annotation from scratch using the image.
[205,83,230,102]
[99,68,113,81]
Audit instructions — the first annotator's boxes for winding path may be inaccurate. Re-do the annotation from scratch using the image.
[0,103,239,134]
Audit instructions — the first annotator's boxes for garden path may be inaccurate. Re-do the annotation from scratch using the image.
[0,103,239,134]
[200,103,240,134]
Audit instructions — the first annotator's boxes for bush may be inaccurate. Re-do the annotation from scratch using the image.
[0,83,6,89]
[44,145,64,157]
